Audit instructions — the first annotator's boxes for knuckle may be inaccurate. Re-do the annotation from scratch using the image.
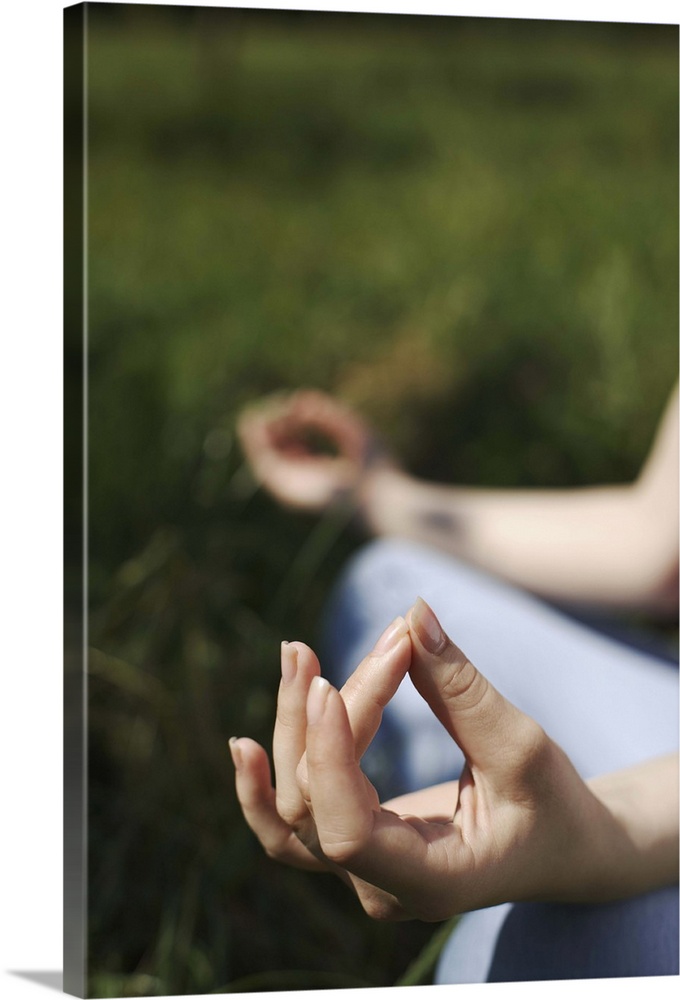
[276,796,307,829]
[275,699,297,730]
[511,717,556,786]
[439,656,486,709]
[360,895,400,922]
[263,844,283,862]
[296,776,312,807]
[262,832,289,862]
[517,718,551,764]
[320,837,362,867]
[345,673,387,718]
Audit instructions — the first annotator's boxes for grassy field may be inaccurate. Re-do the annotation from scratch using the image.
[82,6,677,996]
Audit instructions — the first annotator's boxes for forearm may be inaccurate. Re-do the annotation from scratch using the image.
[359,467,677,611]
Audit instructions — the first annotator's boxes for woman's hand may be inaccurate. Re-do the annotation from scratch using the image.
[300,599,675,921]
[232,598,678,921]
[236,389,396,512]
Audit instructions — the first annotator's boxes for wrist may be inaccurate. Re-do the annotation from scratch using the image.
[586,756,679,898]
[355,464,416,536]
[509,739,651,905]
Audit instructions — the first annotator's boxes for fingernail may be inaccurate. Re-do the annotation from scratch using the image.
[281,642,298,683]
[229,737,242,770]
[373,615,407,653]
[307,676,330,726]
[412,597,447,654]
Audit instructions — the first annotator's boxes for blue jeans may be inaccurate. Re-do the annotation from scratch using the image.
[321,538,679,982]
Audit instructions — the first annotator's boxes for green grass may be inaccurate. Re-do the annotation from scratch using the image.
[82,7,677,996]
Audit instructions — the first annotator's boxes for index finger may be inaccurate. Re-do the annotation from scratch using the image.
[340,616,411,757]
[296,617,411,790]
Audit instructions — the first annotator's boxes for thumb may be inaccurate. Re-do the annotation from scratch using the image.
[407,597,524,771]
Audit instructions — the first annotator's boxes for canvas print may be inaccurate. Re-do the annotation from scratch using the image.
[64,3,679,997]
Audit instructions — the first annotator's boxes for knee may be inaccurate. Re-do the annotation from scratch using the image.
[331,537,419,597]
[487,887,680,982]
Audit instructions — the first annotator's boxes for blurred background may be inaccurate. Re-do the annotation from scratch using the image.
[80,4,678,996]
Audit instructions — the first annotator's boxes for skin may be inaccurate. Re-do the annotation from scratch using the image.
[237,386,679,613]
[232,599,679,921]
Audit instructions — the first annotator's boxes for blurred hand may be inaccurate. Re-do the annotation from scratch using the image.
[236,389,396,511]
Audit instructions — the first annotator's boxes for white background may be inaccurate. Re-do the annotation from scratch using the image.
[1,1,677,998]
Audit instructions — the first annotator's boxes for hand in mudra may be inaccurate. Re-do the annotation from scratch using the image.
[236,389,395,511]
[232,600,631,921]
